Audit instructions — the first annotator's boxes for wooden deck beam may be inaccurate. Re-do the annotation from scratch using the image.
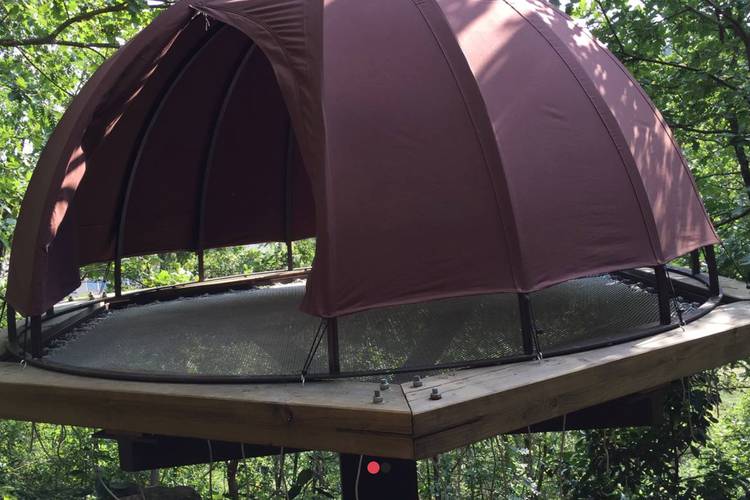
[1,302,750,459]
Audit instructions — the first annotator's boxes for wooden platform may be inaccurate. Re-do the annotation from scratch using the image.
[640,266,750,302]
[1,302,750,459]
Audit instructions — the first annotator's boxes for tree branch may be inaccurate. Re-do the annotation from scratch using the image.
[0,3,130,48]
[17,47,73,97]
[620,53,739,90]
[715,206,750,227]
[668,122,733,135]
[594,0,626,54]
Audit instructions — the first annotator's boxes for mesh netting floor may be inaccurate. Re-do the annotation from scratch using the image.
[43,275,701,380]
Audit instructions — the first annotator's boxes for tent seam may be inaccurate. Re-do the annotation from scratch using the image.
[502,0,664,263]
[411,0,524,289]
[570,14,720,243]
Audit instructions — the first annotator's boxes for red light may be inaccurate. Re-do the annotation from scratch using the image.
[366,460,381,475]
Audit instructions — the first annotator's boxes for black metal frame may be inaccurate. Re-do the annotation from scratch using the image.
[114,23,225,296]
[283,118,296,272]
[7,245,722,383]
[197,41,257,282]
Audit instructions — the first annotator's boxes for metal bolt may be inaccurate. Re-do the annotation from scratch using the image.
[430,388,442,400]
[373,390,383,404]
[412,376,423,388]
[380,378,390,391]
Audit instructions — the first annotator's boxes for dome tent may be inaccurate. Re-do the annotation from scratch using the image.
[5,0,721,381]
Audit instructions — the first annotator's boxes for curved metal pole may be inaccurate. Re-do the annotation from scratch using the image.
[517,293,535,356]
[283,120,295,271]
[114,25,225,296]
[196,42,257,281]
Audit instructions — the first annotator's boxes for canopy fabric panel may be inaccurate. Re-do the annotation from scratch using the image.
[7,0,718,318]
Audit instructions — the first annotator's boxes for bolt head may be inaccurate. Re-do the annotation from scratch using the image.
[379,378,390,390]
[430,388,442,400]
[372,389,384,404]
[412,376,423,388]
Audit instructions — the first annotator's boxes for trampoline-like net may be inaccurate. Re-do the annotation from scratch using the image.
[40,273,702,380]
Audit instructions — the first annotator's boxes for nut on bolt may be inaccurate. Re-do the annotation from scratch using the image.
[373,389,384,404]
[412,376,423,388]
[380,378,390,391]
[430,388,442,400]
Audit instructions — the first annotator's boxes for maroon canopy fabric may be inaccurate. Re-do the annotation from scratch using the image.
[7,0,718,317]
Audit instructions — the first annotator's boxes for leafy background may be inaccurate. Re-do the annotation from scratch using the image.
[2,0,750,498]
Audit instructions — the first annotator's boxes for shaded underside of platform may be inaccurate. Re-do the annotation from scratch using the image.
[1,301,749,459]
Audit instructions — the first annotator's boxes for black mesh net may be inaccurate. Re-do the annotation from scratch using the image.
[42,272,702,380]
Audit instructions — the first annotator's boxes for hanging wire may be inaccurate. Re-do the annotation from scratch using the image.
[718,241,750,288]
[240,443,250,500]
[276,445,289,500]
[206,440,214,499]
[354,454,364,500]
[300,319,328,383]
[98,471,121,500]
[559,413,567,499]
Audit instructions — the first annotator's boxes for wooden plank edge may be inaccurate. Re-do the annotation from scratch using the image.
[0,365,416,459]
[409,306,750,458]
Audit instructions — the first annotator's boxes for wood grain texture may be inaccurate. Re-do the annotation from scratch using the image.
[405,302,750,458]
[0,364,414,458]
[2,302,750,460]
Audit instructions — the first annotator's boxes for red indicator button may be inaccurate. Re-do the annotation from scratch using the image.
[366,460,381,475]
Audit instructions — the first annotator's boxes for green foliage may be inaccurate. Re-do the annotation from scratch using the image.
[1,1,750,499]
[571,0,750,278]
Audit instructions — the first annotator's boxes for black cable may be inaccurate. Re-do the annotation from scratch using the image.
[301,319,328,378]
[528,297,544,360]
[664,268,686,326]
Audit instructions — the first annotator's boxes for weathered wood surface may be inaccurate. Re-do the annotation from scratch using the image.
[0,364,414,458]
[1,302,750,459]
[715,274,750,301]
[404,302,750,458]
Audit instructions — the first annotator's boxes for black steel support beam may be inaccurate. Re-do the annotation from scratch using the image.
[510,386,666,433]
[654,265,672,325]
[95,432,302,472]
[340,454,418,500]
[196,42,257,282]
[327,317,341,374]
[114,24,225,295]
[518,293,535,355]
[704,245,721,296]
